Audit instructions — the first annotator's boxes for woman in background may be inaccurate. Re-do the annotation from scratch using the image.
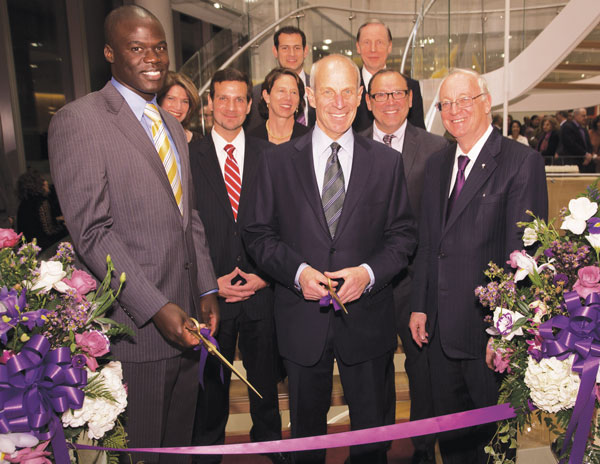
[158,71,202,144]
[536,116,560,164]
[248,67,309,144]
[509,120,529,146]
[17,171,67,250]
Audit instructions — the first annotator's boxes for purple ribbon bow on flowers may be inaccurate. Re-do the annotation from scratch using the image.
[194,327,224,389]
[0,334,87,464]
[539,291,600,464]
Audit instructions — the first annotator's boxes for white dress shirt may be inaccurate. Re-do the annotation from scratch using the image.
[373,119,408,153]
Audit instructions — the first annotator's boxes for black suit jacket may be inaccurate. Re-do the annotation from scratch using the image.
[411,129,548,359]
[189,134,274,321]
[247,121,310,143]
[560,120,594,172]
[353,71,425,132]
[246,74,315,131]
[244,130,417,366]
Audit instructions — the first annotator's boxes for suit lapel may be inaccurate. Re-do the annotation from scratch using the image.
[238,138,259,223]
[291,133,330,237]
[401,123,419,179]
[334,135,372,240]
[443,131,500,233]
[439,145,455,226]
[198,139,236,222]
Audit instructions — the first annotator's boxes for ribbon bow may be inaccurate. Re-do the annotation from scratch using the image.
[319,278,348,314]
[539,291,600,464]
[0,334,87,464]
[193,327,224,389]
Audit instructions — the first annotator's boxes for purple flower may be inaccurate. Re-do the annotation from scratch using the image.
[544,249,555,258]
[553,273,569,286]
[0,287,26,344]
[71,354,87,368]
[588,217,600,234]
[20,308,49,330]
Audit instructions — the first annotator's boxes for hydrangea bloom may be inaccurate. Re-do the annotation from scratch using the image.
[524,354,580,413]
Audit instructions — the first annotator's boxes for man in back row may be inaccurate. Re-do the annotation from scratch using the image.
[247,26,315,130]
[353,19,425,132]
[361,68,447,464]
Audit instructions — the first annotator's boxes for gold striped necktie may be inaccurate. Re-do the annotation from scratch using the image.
[144,103,183,215]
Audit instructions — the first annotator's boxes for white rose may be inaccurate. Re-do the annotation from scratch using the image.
[524,354,580,413]
[561,197,598,235]
[492,307,525,340]
[522,227,538,247]
[31,260,66,292]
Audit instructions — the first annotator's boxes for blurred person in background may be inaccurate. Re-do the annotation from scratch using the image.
[589,115,600,156]
[248,68,310,144]
[537,115,560,165]
[17,170,67,250]
[158,71,202,143]
[509,120,529,145]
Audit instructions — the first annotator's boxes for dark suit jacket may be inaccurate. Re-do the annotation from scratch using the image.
[353,71,425,132]
[411,129,547,359]
[189,134,274,321]
[243,130,417,367]
[48,81,218,363]
[561,120,594,172]
[246,74,315,130]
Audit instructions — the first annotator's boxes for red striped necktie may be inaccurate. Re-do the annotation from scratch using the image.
[223,144,241,221]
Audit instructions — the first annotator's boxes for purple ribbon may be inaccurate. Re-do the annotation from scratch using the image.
[194,328,224,389]
[0,334,87,464]
[539,291,600,464]
[319,294,343,312]
[70,402,521,455]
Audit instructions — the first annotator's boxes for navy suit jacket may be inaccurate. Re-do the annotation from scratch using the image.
[411,129,548,359]
[189,134,274,322]
[244,130,417,366]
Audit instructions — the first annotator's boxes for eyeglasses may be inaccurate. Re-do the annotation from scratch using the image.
[369,90,409,102]
[436,93,486,112]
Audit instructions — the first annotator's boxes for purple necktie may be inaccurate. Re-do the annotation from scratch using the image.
[446,155,470,220]
[383,134,395,147]
[296,112,307,126]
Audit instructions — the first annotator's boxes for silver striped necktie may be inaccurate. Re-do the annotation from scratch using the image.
[321,142,345,238]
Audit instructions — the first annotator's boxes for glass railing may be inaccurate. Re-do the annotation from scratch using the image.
[179,0,577,134]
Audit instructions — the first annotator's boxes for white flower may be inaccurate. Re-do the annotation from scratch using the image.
[492,307,525,340]
[513,252,555,282]
[587,234,600,251]
[561,197,598,235]
[524,354,580,413]
[522,227,538,247]
[31,261,66,292]
[0,432,38,454]
[529,300,548,324]
[62,361,127,440]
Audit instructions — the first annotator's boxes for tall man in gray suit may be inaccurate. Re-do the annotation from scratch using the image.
[361,69,447,464]
[48,6,219,463]
[409,69,547,463]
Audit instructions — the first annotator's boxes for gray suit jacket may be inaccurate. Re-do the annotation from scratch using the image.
[48,81,217,363]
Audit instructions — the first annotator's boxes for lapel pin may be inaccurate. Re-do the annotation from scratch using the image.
[481,163,486,169]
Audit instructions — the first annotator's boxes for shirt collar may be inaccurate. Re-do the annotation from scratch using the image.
[312,123,354,159]
[456,124,493,163]
[211,127,245,154]
[111,77,158,121]
[373,119,407,141]
[299,70,307,86]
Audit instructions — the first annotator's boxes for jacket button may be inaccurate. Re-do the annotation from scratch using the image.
[329,248,336,254]
[233,231,238,237]
[438,252,446,259]
[184,262,191,269]
[236,256,242,262]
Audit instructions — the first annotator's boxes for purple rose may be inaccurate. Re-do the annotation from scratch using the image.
[71,354,87,368]
[588,217,600,234]
[573,266,600,299]
[0,228,21,249]
[63,269,97,301]
[76,330,110,358]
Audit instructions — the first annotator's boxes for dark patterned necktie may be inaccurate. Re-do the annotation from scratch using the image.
[383,134,395,147]
[446,155,470,220]
[321,142,345,238]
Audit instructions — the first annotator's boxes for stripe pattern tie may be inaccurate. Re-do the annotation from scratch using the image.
[144,103,183,215]
[321,142,345,238]
[383,134,395,147]
[223,144,242,221]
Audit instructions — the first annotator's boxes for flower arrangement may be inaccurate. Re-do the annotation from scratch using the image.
[0,229,133,463]
[477,181,600,463]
